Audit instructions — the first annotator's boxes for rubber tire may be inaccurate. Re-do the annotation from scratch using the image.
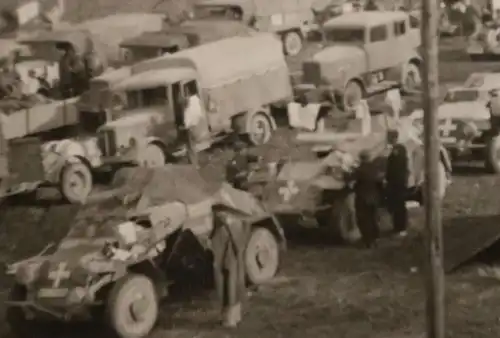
[106,274,159,338]
[140,144,166,168]
[60,162,93,204]
[319,193,361,244]
[402,62,421,93]
[486,133,500,174]
[245,227,280,285]
[342,80,364,112]
[247,113,273,146]
[6,285,33,338]
[282,30,303,56]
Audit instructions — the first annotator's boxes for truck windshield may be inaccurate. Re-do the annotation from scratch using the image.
[127,86,168,109]
[193,5,243,21]
[443,89,480,103]
[324,27,365,43]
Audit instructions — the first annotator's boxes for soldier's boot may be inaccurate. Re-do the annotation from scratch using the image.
[222,303,241,328]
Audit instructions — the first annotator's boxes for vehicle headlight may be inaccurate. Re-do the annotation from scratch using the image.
[66,287,86,305]
[15,263,40,286]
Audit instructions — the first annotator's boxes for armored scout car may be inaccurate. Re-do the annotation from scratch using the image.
[96,33,293,167]
[300,11,422,110]
[5,166,285,338]
[193,0,316,56]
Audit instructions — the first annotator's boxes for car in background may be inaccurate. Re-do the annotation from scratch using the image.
[409,72,500,172]
[299,11,422,111]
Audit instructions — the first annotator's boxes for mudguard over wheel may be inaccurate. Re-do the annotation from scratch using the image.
[60,162,93,204]
[486,133,500,173]
[245,227,280,285]
[106,274,159,338]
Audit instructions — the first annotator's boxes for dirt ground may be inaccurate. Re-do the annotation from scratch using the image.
[1,32,500,338]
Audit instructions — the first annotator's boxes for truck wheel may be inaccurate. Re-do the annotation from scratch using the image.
[6,285,33,338]
[248,113,272,145]
[486,133,500,173]
[245,227,280,285]
[283,31,303,56]
[140,144,165,168]
[343,80,363,111]
[60,162,93,204]
[106,274,159,338]
[402,62,422,93]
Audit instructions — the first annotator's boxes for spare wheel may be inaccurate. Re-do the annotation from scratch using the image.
[283,30,303,56]
[60,161,93,204]
[402,62,422,93]
[486,28,500,51]
[343,80,364,111]
[140,143,166,168]
[247,113,273,146]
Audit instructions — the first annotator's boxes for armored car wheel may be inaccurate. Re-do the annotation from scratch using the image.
[60,162,93,204]
[282,30,303,56]
[402,62,422,93]
[486,133,500,173]
[245,227,280,285]
[247,113,273,146]
[106,274,159,338]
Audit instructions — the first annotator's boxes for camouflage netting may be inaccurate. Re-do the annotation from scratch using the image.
[67,166,221,239]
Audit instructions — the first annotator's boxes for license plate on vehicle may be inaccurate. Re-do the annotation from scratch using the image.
[38,288,69,298]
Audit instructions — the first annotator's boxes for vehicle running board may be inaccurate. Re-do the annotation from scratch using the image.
[366,80,399,95]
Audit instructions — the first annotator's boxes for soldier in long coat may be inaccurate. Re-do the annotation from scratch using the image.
[211,208,249,328]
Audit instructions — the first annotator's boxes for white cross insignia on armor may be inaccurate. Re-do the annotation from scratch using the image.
[278,180,299,202]
[48,262,71,288]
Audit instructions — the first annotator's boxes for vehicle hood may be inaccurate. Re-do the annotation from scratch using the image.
[411,101,490,121]
[100,107,166,129]
[311,45,365,63]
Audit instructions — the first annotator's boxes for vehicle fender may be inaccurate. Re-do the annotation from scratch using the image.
[233,109,277,134]
[144,137,167,154]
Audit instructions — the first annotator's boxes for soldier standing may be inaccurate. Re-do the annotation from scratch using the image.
[211,209,248,328]
[58,43,86,98]
[226,138,259,190]
[385,130,410,237]
[182,85,203,166]
[353,150,382,248]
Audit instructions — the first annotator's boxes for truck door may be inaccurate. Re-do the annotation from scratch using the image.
[365,23,392,71]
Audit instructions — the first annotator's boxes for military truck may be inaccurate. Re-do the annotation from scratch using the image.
[77,20,256,121]
[96,33,293,168]
[193,0,316,56]
[299,11,422,111]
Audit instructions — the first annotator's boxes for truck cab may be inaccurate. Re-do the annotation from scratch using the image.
[301,11,421,110]
[96,68,209,167]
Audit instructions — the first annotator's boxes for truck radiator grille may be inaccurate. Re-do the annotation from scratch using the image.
[97,130,116,157]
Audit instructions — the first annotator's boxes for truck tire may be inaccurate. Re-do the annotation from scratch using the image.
[245,227,280,285]
[60,162,93,204]
[106,274,159,338]
[247,113,273,145]
[140,144,166,168]
[486,133,500,173]
[342,80,364,111]
[282,30,303,56]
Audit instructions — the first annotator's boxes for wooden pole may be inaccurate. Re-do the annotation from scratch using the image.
[421,0,445,337]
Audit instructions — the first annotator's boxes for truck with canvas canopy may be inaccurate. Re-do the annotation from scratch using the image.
[96,33,293,167]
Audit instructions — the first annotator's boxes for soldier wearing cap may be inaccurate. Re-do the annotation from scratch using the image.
[487,88,500,133]
[352,149,383,248]
[226,138,259,190]
[385,129,410,237]
[211,208,249,328]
